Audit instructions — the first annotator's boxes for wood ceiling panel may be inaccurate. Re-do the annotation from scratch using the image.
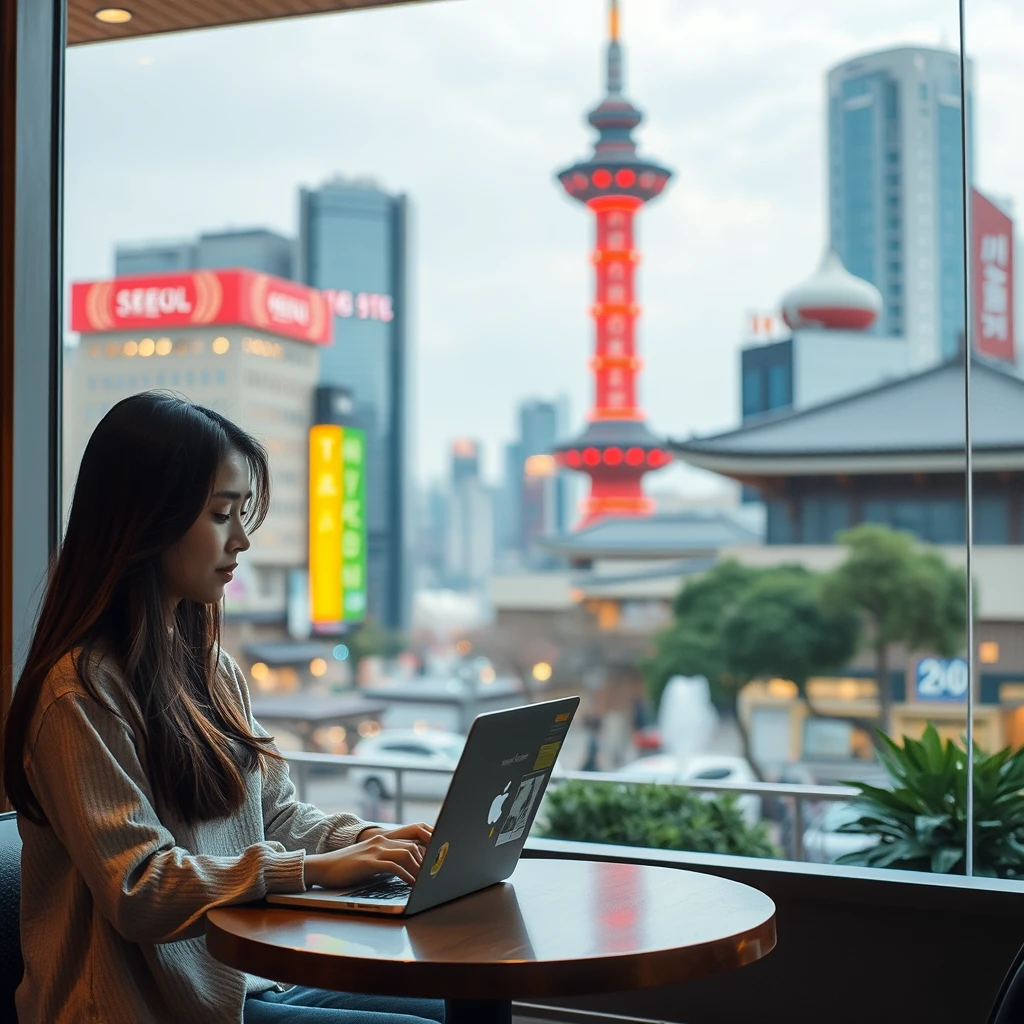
[67,1,438,47]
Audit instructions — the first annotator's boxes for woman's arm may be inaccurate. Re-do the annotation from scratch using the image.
[26,691,308,945]
[253,715,380,853]
[221,651,378,853]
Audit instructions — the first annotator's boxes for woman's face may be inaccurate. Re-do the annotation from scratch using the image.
[160,449,253,607]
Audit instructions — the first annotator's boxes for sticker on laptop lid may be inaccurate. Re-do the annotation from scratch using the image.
[494,769,547,847]
[429,841,450,877]
[532,741,561,771]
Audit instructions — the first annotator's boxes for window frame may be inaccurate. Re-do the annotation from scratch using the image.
[1,0,65,747]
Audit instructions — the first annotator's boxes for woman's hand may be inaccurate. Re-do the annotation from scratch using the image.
[303,824,433,889]
[365,822,433,847]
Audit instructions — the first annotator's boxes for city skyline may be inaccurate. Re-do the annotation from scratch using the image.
[64,0,1024,487]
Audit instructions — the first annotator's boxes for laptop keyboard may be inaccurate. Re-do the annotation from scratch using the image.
[343,877,413,901]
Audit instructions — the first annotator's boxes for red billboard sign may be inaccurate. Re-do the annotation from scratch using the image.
[971,188,1015,363]
[71,269,333,345]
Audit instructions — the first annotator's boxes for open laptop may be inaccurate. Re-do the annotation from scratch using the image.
[267,694,579,916]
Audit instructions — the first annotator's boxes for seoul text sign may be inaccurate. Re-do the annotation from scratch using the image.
[71,269,333,346]
[308,425,368,628]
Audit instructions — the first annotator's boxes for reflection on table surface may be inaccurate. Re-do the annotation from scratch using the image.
[222,858,775,966]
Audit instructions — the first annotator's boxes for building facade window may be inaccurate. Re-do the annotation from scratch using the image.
[800,498,852,544]
[766,364,792,411]
[975,498,1009,545]
[742,369,762,417]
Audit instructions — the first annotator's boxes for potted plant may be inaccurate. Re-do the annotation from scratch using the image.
[836,724,1024,878]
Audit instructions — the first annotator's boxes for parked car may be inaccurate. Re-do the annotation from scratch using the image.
[802,801,876,864]
[614,753,762,827]
[349,730,465,802]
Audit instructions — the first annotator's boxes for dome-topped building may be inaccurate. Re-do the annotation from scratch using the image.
[781,249,883,331]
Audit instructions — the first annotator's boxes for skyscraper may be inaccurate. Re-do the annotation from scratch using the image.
[451,437,481,487]
[297,177,411,629]
[115,228,295,279]
[500,397,572,559]
[828,47,974,368]
[443,439,494,590]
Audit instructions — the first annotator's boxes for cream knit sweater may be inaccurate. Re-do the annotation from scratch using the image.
[16,648,372,1024]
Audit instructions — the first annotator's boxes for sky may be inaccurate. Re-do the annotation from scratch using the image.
[64,0,1024,489]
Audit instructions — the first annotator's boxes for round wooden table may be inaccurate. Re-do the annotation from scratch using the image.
[207,857,776,1024]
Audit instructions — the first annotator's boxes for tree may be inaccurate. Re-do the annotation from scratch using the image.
[643,560,760,713]
[724,567,861,703]
[644,561,865,777]
[821,525,968,735]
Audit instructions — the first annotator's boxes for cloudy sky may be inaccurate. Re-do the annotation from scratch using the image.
[64,0,1024,488]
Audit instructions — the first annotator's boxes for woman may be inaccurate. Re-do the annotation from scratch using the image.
[2,393,445,1024]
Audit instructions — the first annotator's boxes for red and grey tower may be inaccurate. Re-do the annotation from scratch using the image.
[554,0,673,527]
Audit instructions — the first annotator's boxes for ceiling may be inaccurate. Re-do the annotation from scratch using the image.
[67,1,438,47]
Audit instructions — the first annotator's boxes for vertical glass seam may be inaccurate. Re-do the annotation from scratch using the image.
[958,0,975,878]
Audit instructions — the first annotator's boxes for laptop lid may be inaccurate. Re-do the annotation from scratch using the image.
[404,694,579,915]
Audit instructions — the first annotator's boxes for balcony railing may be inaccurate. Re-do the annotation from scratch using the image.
[282,751,858,863]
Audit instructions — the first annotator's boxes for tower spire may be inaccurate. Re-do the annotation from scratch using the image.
[606,0,623,94]
[553,0,674,528]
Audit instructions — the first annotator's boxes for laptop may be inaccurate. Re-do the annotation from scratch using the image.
[267,695,579,916]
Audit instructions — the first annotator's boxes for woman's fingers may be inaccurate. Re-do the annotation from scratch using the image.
[377,843,425,879]
[380,822,433,846]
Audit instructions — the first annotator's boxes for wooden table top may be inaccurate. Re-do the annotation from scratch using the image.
[206,857,776,1000]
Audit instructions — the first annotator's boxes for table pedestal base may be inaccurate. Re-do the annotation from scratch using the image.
[444,998,512,1024]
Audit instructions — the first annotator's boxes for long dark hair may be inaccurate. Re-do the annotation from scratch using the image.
[3,392,281,825]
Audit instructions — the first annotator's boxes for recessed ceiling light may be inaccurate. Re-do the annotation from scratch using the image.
[94,7,133,24]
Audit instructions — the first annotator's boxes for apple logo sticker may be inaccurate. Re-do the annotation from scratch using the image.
[488,781,511,837]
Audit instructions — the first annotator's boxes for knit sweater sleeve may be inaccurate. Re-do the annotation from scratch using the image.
[223,654,375,853]
[25,690,307,945]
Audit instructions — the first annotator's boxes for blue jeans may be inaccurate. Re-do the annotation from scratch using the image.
[244,985,446,1023]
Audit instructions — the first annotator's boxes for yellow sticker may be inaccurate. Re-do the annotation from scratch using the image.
[533,741,562,771]
[429,842,450,877]
[555,713,570,722]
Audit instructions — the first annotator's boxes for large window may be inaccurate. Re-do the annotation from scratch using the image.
[46,0,1024,885]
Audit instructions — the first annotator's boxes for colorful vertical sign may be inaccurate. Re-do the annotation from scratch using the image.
[308,424,367,628]
[309,425,344,625]
[340,428,367,621]
[971,187,1015,363]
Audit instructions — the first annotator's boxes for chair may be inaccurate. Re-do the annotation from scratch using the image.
[0,810,23,1022]
[988,942,1024,1024]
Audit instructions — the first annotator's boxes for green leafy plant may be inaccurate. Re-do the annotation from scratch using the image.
[836,724,1024,878]
[537,779,778,859]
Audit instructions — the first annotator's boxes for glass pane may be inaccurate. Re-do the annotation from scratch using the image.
[61,0,969,869]
[966,0,1024,882]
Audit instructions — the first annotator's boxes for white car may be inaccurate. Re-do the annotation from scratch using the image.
[349,730,465,802]
[802,801,877,864]
[614,753,762,827]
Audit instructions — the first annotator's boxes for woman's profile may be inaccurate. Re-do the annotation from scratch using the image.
[2,393,445,1024]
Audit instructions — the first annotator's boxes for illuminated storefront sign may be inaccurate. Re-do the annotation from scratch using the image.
[322,289,394,323]
[915,657,968,702]
[71,269,333,346]
[971,187,1015,363]
[308,424,367,627]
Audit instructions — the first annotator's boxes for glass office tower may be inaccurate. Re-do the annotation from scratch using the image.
[828,47,974,368]
[115,228,295,279]
[298,178,411,630]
